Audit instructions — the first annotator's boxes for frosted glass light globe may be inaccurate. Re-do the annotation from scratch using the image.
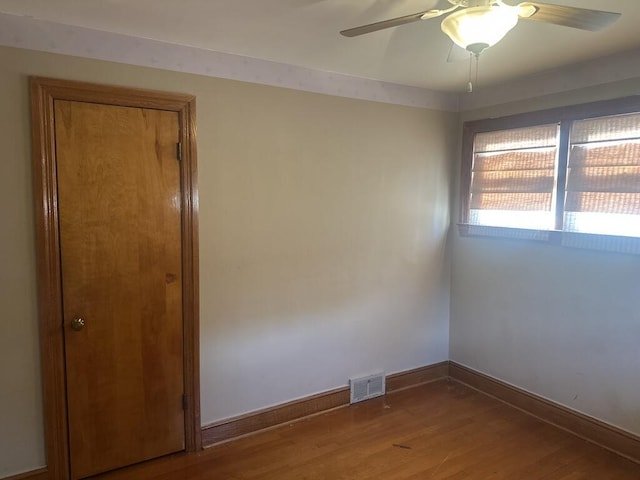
[441,5,519,55]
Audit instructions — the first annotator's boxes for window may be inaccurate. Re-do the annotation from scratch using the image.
[565,113,640,237]
[459,96,640,253]
[469,124,558,231]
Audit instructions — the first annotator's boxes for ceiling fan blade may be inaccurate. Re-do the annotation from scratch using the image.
[518,2,620,31]
[340,8,446,37]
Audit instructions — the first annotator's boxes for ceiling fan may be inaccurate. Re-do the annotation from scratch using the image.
[340,0,621,56]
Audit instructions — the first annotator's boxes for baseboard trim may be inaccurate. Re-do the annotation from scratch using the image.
[201,361,449,447]
[3,468,47,480]
[201,386,350,446]
[449,361,640,464]
[387,362,450,392]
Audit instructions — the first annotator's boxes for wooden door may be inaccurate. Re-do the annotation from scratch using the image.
[54,100,185,478]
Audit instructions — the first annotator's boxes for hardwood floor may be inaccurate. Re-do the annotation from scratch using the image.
[96,380,639,479]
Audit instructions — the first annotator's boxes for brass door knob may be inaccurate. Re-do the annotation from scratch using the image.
[70,318,85,331]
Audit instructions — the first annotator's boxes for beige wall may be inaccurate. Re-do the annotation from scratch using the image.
[451,79,640,437]
[0,46,456,477]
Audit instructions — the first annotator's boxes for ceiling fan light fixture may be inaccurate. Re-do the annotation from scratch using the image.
[441,5,519,54]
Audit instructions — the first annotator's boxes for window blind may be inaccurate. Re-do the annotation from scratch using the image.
[565,113,640,237]
[469,124,559,230]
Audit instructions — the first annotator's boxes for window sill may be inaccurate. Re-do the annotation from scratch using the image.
[457,223,640,255]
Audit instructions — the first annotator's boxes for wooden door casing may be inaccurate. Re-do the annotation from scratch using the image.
[30,78,200,480]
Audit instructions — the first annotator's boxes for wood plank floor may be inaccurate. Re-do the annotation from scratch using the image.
[96,380,640,479]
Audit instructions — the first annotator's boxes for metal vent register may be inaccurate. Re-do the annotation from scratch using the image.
[349,372,385,404]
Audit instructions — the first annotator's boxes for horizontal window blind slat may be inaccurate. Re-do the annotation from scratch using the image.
[471,192,552,211]
[474,124,558,153]
[471,170,555,194]
[569,143,640,168]
[571,112,640,144]
[570,135,640,147]
[564,192,640,214]
[566,166,640,193]
[474,149,556,172]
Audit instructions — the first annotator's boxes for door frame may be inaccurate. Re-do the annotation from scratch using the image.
[30,77,201,479]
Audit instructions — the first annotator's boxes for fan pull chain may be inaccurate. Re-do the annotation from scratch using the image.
[467,52,481,93]
[467,53,473,93]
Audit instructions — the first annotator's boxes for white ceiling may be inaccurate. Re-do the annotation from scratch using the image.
[1,0,639,93]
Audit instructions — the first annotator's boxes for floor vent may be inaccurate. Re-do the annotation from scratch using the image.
[349,372,386,404]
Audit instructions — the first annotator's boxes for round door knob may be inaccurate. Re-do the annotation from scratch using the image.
[70,318,85,331]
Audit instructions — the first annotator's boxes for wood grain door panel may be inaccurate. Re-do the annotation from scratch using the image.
[55,100,185,479]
